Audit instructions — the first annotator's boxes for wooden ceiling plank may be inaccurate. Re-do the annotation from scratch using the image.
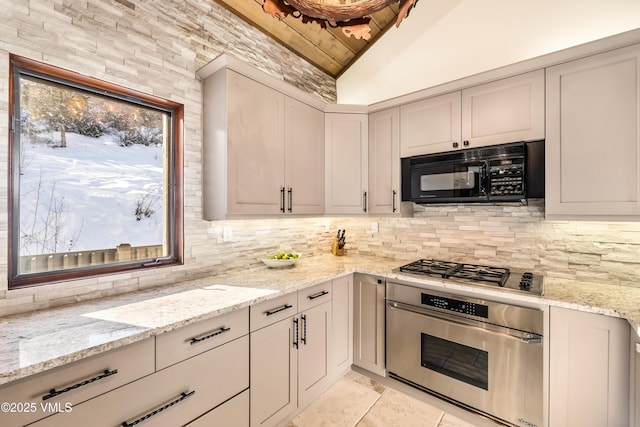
[211,0,407,78]
[251,0,358,67]
[336,11,398,78]
[368,6,399,31]
[213,0,343,76]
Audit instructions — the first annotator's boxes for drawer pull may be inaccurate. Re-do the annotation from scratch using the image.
[307,290,329,300]
[121,390,195,427]
[42,369,118,401]
[265,304,293,317]
[189,326,231,345]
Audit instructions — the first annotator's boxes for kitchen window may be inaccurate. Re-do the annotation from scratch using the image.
[8,55,183,289]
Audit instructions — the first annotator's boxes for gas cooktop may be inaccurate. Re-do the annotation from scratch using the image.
[395,259,544,295]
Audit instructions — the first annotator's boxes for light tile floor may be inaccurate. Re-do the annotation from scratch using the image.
[286,371,494,427]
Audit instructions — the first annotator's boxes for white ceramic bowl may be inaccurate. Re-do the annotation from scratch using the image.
[261,253,301,268]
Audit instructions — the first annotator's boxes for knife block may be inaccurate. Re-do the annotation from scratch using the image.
[331,237,345,256]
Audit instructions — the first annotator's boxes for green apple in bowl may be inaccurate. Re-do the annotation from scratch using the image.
[262,252,301,267]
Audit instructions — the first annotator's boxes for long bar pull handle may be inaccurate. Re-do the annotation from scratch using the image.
[521,336,543,345]
[265,304,293,317]
[293,318,299,349]
[189,326,231,345]
[43,369,118,401]
[280,187,286,213]
[392,190,397,212]
[121,391,195,427]
[480,162,487,196]
[307,290,329,300]
[363,191,368,213]
[301,314,307,345]
[288,187,293,213]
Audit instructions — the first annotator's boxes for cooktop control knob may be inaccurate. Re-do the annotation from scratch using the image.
[519,272,533,290]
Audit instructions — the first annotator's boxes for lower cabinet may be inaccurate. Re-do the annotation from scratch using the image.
[30,335,249,427]
[549,307,630,427]
[250,314,297,427]
[186,389,249,426]
[353,273,385,376]
[250,283,333,427]
[0,339,155,427]
[331,275,353,379]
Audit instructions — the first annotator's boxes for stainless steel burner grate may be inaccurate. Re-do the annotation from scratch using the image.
[398,259,510,287]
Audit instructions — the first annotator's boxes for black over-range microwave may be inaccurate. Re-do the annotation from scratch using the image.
[401,140,545,204]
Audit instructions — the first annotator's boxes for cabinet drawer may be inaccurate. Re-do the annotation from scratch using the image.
[185,389,249,426]
[31,335,249,427]
[298,281,332,312]
[250,292,298,332]
[0,338,154,427]
[156,307,249,370]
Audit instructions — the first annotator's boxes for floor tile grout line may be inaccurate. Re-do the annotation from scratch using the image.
[352,388,388,427]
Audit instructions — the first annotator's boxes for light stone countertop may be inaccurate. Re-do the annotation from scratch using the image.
[1,253,639,388]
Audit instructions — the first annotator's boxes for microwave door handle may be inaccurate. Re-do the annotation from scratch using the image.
[480,161,488,196]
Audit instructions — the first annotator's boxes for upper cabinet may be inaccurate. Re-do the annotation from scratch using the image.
[368,107,400,214]
[460,69,545,148]
[325,113,369,214]
[545,44,640,219]
[201,68,324,220]
[400,70,545,157]
[400,92,461,157]
[284,97,325,214]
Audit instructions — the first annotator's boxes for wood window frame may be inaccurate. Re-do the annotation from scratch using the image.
[8,54,184,289]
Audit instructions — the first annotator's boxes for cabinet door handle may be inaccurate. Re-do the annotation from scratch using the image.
[463,140,470,147]
[189,326,231,345]
[453,141,459,148]
[392,190,397,212]
[363,191,368,213]
[293,317,299,349]
[288,187,293,213]
[264,304,293,317]
[307,290,329,300]
[301,314,307,345]
[42,369,118,401]
[121,390,195,427]
[280,187,285,213]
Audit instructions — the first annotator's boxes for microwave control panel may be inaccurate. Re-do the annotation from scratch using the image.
[421,293,489,319]
[489,159,524,197]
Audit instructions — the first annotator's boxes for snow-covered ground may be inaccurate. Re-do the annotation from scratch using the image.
[19,132,165,255]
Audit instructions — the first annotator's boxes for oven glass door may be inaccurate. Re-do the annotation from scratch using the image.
[421,333,488,390]
[409,160,487,202]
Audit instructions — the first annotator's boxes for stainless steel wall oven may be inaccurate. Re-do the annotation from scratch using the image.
[386,282,543,427]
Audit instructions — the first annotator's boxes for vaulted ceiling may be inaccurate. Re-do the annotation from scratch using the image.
[213,0,402,78]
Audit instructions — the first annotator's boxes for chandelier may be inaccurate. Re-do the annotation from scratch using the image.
[263,0,419,40]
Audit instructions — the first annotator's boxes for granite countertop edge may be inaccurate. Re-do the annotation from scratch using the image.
[0,253,638,387]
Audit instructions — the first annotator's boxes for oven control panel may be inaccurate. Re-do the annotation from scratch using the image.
[421,293,489,318]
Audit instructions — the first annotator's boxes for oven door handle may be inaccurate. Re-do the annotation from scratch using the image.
[387,301,542,343]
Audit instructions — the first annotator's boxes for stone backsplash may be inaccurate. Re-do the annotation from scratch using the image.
[0,0,336,316]
[1,1,639,317]
[336,200,640,287]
